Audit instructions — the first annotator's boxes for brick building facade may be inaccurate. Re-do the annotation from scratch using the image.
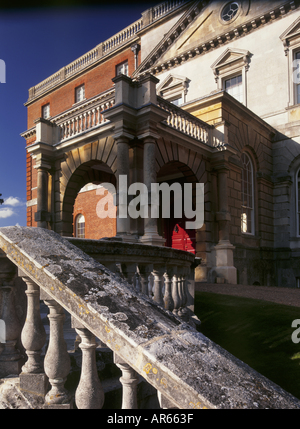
[22,0,300,287]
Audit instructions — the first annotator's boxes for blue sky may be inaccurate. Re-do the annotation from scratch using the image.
[0,1,157,227]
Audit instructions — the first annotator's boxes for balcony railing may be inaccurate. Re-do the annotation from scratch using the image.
[1,226,300,409]
[157,96,211,145]
[33,88,213,147]
[50,88,115,143]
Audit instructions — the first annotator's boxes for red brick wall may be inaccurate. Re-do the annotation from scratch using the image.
[73,187,116,239]
[27,48,139,128]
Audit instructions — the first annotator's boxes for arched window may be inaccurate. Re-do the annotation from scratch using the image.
[241,153,254,235]
[75,214,85,238]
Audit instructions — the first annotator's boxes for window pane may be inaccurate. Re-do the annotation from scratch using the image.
[76,214,85,238]
[117,62,128,76]
[225,75,243,103]
[171,97,183,106]
[241,153,254,234]
[76,85,85,103]
[42,104,50,119]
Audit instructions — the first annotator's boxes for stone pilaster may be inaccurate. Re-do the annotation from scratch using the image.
[211,164,237,284]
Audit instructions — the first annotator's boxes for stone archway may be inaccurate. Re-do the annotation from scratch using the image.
[155,146,212,282]
[54,136,117,236]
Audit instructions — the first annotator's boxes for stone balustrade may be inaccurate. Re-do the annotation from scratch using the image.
[67,237,199,320]
[153,0,186,20]
[1,226,300,409]
[51,89,115,143]
[30,88,214,148]
[157,96,211,145]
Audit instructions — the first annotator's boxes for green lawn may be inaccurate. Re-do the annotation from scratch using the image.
[194,291,300,400]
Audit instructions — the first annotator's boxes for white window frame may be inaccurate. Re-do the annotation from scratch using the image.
[75,214,85,238]
[280,16,300,107]
[157,73,189,106]
[116,61,129,76]
[223,73,243,104]
[241,152,255,235]
[75,84,85,103]
[211,48,250,106]
[42,103,50,119]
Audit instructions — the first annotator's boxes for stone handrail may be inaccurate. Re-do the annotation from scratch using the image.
[157,96,211,145]
[1,226,300,409]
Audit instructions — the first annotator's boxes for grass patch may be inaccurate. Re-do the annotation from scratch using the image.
[194,291,300,400]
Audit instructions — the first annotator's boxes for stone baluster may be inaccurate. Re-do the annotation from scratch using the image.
[96,106,100,125]
[20,273,46,375]
[178,268,188,319]
[137,264,153,296]
[88,110,91,129]
[164,267,174,312]
[152,265,166,307]
[172,269,181,316]
[19,272,48,397]
[121,262,137,288]
[74,326,104,409]
[42,292,72,407]
[114,353,139,409]
[0,284,23,376]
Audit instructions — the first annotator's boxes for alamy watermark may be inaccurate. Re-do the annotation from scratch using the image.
[0,59,5,83]
[292,319,300,344]
[95,176,204,230]
[0,319,6,344]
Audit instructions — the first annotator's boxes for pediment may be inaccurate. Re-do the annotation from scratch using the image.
[157,73,188,94]
[211,48,250,71]
[280,16,300,43]
[134,0,294,78]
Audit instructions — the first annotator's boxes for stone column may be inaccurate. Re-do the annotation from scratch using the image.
[35,158,52,229]
[213,166,237,284]
[116,137,135,242]
[114,354,139,409]
[75,327,104,409]
[42,293,72,408]
[140,137,165,246]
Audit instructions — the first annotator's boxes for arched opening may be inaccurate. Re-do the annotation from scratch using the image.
[61,160,116,238]
[156,161,199,254]
[75,213,86,238]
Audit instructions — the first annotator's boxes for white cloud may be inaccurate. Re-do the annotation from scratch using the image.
[0,208,15,219]
[3,197,24,207]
